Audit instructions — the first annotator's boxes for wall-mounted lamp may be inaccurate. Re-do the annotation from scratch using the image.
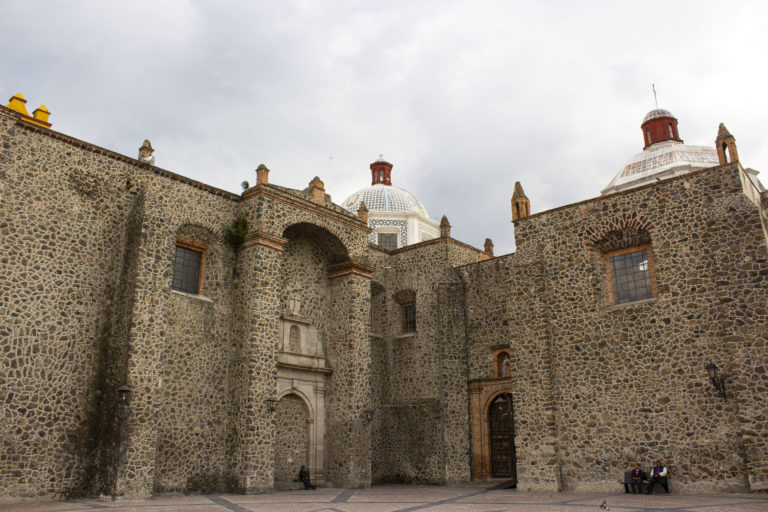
[117,385,133,405]
[705,361,727,400]
[265,398,278,412]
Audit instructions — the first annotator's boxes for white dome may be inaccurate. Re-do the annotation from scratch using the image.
[342,184,431,218]
[602,140,718,195]
[642,109,675,123]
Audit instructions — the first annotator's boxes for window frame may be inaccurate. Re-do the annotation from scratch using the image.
[172,238,206,295]
[402,302,416,333]
[604,243,657,305]
[377,231,399,250]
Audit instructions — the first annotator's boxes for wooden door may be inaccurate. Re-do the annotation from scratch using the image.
[489,393,517,482]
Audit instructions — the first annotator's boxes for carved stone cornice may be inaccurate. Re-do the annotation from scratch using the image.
[242,184,369,233]
[241,230,289,252]
[328,260,374,279]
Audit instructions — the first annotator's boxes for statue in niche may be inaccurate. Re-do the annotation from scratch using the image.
[289,325,301,353]
[287,296,302,317]
[497,352,511,378]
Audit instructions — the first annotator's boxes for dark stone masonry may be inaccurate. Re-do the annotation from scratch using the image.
[0,102,766,500]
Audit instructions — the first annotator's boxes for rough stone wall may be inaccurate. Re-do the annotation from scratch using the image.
[461,164,768,492]
[228,239,281,493]
[369,240,484,484]
[325,271,373,487]
[459,256,559,490]
[273,394,309,483]
[280,235,333,338]
[0,107,242,498]
[110,173,238,498]
[0,111,140,497]
[153,225,236,493]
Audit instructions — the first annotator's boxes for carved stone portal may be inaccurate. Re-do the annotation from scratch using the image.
[275,313,330,487]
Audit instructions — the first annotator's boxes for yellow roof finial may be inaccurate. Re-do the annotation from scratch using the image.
[5,93,52,128]
[6,93,31,117]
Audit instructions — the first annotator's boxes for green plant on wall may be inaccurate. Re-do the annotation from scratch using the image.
[222,216,248,247]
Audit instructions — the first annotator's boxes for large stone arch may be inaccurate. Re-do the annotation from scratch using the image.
[245,191,370,259]
[283,222,350,265]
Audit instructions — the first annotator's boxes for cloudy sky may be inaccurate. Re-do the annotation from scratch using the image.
[2,1,766,254]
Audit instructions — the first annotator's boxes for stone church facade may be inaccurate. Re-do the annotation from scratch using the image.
[1,97,767,499]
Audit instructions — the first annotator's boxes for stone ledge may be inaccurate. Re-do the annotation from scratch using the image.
[601,296,658,311]
[170,289,214,303]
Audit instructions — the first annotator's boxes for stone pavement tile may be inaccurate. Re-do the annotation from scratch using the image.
[0,502,86,512]
[226,490,338,503]
[1,488,767,512]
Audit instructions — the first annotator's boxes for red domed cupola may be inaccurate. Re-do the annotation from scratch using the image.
[641,109,683,149]
[370,155,393,186]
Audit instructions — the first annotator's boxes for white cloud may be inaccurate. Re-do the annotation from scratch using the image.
[2,0,766,255]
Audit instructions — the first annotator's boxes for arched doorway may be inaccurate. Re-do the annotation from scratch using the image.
[274,394,310,487]
[489,393,517,482]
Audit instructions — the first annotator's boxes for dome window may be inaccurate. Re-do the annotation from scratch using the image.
[377,232,398,250]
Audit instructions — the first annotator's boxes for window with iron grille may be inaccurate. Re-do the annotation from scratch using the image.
[378,232,398,250]
[402,303,416,333]
[172,245,203,294]
[608,248,654,304]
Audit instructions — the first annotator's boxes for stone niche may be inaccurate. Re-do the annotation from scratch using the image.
[275,298,331,487]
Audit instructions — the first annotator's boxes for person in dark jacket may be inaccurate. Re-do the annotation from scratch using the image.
[629,463,647,493]
[298,464,316,490]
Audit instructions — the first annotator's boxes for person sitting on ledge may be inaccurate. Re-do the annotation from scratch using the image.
[646,460,669,494]
[298,464,316,490]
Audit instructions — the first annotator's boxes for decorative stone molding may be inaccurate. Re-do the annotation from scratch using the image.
[242,185,369,233]
[327,260,374,279]
[241,230,289,251]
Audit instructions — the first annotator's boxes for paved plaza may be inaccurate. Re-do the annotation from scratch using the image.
[2,486,767,512]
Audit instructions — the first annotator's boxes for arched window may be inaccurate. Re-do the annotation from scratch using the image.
[593,227,657,305]
[172,236,207,295]
[289,325,301,352]
[668,122,674,138]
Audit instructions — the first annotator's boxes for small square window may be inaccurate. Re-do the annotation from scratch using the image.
[402,303,416,333]
[172,245,203,294]
[378,232,398,250]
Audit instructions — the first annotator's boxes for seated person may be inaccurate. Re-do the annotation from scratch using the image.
[646,460,669,494]
[629,463,646,494]
[298,464,316,490]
